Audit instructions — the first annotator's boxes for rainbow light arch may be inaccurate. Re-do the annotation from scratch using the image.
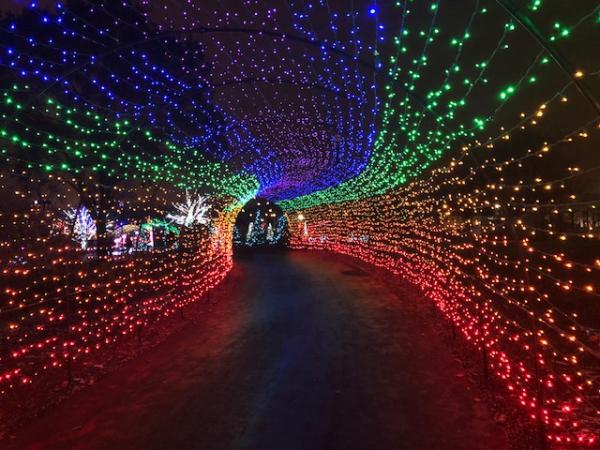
[0,0,599,445]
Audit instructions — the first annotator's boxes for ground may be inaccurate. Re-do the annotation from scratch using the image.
[5,251,509,450]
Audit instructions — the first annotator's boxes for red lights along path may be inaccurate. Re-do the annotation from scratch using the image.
[3,252,507,450]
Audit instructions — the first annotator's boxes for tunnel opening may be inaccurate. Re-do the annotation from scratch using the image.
[233,198,289,252]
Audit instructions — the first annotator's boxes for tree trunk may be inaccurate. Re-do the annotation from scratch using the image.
[95,178,112,259]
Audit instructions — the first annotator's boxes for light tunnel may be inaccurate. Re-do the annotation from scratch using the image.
[0,0,599,448]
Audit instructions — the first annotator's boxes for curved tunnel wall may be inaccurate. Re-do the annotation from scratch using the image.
[283,144,600,446]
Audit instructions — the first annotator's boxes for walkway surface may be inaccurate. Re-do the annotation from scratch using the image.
[7,251,508,450]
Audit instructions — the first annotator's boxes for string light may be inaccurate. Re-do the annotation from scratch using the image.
[0,0,598,446]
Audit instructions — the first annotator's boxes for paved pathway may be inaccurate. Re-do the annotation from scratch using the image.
[7,251,508,450]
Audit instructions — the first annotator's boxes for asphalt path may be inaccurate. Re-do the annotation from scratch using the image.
[7,251,508,450]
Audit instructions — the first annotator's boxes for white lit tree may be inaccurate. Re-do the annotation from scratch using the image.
[246,221,254,241]
[167,191,211,227]
[233,225,243,245]
[64,205,96,249]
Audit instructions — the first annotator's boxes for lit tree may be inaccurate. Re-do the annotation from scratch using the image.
[247,211,266,246]
[167,191,211,227]
[271,215,289,245]
[233,225,243,245]
[246,221,254,241]
[64,205,96,249]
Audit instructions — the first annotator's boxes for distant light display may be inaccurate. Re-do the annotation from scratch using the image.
[64,205,96,249]
[0,0,599,446]
[233,198,289,248]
